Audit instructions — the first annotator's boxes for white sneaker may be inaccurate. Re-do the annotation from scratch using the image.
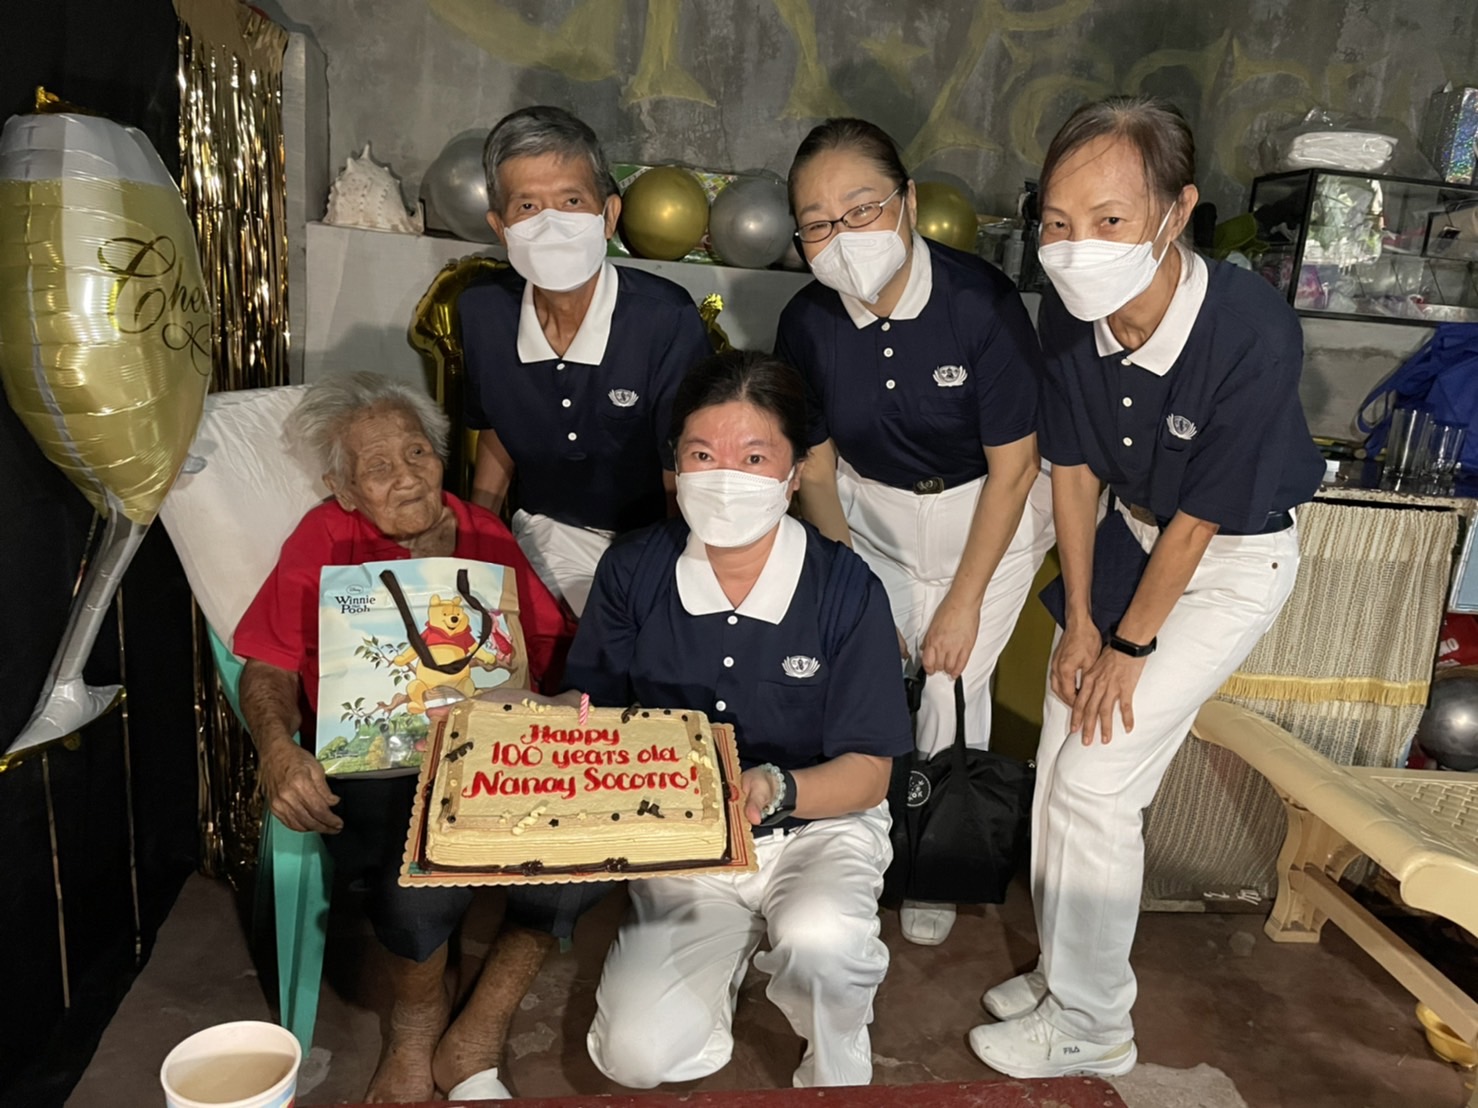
[447,1066,512,1099]
[900,900,956,945]
[968,1010,1137,1079]
[981,970,1047,1021]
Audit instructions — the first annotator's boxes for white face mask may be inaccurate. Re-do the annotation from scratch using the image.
[808,218,909,304]
[501,208,608,292]
[676,468,794,549]
[1037,207,1175,321]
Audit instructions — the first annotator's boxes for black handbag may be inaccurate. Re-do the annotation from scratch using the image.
[883,677,1035,905]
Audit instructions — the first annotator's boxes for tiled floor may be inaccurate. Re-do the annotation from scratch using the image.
[69,874,1473,1107]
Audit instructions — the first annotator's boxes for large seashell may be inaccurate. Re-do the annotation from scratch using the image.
[325,143,423,234]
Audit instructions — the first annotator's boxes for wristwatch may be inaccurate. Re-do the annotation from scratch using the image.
[756,763,797,824]
[1107,622,1157,658]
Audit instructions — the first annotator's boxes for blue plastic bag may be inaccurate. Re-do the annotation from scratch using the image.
[1358,325,1478,469]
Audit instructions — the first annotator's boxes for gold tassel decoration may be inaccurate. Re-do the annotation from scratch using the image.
[175,0,289,885]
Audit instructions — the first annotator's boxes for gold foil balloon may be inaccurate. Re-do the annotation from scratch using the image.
[698,293,733,353]
[914,181,979,253]
[619,166,709,260]
[0,109,211,757]
[410,253,510,497]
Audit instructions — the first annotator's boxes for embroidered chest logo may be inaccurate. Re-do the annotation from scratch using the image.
[932,364,968,387]
[781,655,820,679]
[1166,413,1198,440]
[608,388,639,408]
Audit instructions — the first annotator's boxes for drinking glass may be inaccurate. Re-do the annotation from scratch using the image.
[1384,406,1433,478]
[1425,421,1467,481]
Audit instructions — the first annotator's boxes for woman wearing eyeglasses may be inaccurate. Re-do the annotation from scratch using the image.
[777,119,1053,946]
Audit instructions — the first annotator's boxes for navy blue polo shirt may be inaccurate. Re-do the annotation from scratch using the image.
[775,236,1042,490]
[564,516,913,773]
[460,263,711,533]
[1037,253,1325,534]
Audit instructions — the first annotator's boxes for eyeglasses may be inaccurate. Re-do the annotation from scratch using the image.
[795,186,903,244]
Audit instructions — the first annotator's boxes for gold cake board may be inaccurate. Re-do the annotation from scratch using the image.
[400,717,757,887]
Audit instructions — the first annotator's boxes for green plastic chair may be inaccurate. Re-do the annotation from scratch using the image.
[207,626,331,1056]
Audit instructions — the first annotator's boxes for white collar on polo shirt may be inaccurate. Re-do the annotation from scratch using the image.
[1093,244,1208,377]
[675,514,806,625]
[838,232,934,329]
[516,260,618,365]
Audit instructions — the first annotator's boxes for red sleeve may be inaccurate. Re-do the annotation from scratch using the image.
[466,511,576,694]
[232,508,331,676]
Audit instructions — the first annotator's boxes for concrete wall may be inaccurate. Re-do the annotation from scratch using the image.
[267,0,1478,437]
[263,0,1478,217]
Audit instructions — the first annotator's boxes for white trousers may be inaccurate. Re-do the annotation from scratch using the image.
[837,462,1055,755]
[1032,504,1301,1042]
[510,510,614,618]
[587,804,893,1088]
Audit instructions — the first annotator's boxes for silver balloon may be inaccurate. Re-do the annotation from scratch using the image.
[1414,665,1478,770]
[778,238,808,271]
[708,176,792,269]
[420,132,499,244]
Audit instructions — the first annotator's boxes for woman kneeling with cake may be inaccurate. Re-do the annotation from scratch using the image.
[570,349,914,1088]
[233,372,596,1102]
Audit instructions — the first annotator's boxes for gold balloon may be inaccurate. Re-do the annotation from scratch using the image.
[914,180,979,254]
[619,166,709,260]
[409,253,510,498]
[699,293,732,353]
[0,109,211,756]
[0,112,212,525]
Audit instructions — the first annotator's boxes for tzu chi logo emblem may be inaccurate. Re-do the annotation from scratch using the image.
[1166,413,1199,440]
[608,388,639,408]
[781,655,821,679]
[932,365,968,387]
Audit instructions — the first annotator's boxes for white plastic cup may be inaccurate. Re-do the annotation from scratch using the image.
[160,1021,301,1108]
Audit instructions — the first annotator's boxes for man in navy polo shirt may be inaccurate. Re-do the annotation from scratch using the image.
[461,106,710,615]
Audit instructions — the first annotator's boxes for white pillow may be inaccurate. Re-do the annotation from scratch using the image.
[159,386,328,644]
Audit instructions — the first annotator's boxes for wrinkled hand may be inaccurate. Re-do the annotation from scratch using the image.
[895,626,910,665]
[1070,646,1148,746]
[259,740,342,834]
[921,597,980,679]
[739,767,778,826]
[1050,620,1102,707]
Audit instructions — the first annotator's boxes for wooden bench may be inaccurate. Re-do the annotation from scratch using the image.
[1192,700,1478,1103]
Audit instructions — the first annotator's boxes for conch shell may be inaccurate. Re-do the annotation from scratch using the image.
[325,143,423,234]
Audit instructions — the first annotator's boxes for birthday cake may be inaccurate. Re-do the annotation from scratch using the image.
[407,699,741,878]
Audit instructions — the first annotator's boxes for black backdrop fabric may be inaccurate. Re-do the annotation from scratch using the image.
[0,3,198,1105]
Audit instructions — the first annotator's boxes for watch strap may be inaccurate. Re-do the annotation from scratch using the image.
[1107,622,1157,657]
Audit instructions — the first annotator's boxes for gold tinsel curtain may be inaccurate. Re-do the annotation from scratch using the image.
[175,0,290,886]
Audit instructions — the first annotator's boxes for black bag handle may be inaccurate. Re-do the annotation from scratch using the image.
[950,677,969,774]
[381,567,495,675]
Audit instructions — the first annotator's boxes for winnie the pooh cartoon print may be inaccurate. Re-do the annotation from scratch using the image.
[393,592,515,713]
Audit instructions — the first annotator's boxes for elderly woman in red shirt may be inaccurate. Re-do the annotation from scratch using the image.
[234,372,584,1101]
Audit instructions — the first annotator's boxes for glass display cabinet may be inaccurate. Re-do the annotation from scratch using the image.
[1247,169,1478,325]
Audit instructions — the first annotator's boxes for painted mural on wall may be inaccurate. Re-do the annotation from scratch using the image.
[278,0,1478,215]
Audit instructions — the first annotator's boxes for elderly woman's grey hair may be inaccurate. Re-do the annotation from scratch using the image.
[482,105,616,213]
[285,372,451,486]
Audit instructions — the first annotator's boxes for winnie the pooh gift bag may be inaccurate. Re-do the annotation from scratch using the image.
[316,558,527,776]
